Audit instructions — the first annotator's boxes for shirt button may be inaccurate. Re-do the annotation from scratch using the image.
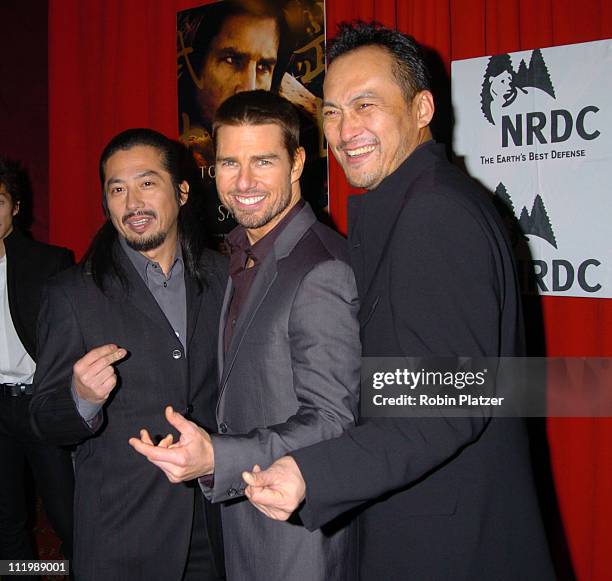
[219,422,228,433]
[172,349,182,359]
[227,488,237,497]
[163,282,167,288]
[231,319,236,326]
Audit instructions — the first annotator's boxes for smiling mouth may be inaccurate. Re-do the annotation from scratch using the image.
[234,194,266,207]
[346,145,376,157]
[123,213,156,233]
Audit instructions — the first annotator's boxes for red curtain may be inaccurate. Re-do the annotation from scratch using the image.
[48,1,612,579]
[0,0,49,242]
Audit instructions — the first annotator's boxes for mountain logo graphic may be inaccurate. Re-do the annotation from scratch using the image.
[480,49,556,125]
[494,182,557,248]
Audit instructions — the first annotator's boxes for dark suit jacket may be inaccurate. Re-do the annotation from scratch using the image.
[203,204,360,581]
[30,240,227,581]
[292,142,555,581]
[4,227,74,359]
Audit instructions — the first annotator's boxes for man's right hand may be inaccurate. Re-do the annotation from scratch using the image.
[73,344,127,404]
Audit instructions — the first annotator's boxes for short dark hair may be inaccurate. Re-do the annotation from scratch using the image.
[327,21,431,102]
[99,128,185,215]
[0,156,23,204]
[212,90,301,160]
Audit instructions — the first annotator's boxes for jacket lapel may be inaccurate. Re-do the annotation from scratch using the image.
[347,195,366,296]
[185,271,203,350]
[217,204,317,401]
[350,188,407,305]
[115,243,179,338]
[349,141,442,305]
[217,279,233,383]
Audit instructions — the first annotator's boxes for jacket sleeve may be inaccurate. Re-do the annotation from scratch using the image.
[30,277,97,445]
[293,192,507,530]
[204,259,361,503]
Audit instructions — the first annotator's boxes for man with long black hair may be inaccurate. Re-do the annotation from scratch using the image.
[30,129,226,581]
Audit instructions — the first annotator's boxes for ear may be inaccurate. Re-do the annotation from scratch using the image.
[290,147,306,184]
[413,90,435,129]
[178,181,189,206]
[12,200,20,217]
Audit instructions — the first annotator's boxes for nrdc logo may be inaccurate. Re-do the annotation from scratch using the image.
[495,182,601,293]
[480,49,600,148]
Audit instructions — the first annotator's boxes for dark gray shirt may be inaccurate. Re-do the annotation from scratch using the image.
[119,236,187,351]
[74,236,187,422]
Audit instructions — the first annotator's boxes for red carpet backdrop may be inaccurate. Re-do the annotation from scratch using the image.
[44,1,612,579]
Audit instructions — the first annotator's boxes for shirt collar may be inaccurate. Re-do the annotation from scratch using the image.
[119,235,183,282]
[227,198,306,274]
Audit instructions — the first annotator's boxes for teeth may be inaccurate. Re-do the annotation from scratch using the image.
[346,145,375,157]
[131,218,149,226]
[236,195,265,206]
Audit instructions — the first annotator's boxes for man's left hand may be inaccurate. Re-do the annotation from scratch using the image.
[129,406,214,483]
[243,456,306,520]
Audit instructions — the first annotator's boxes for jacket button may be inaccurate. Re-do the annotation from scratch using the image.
[219,422,228,433]
[172,349,182,359]
[227,488,237,497]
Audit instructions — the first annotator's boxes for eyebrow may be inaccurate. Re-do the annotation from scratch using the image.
[217,153,281,163]
[323,91,379,109]
[258,57,278,66]
[105,170,163,188]
[216,48,277,66]
[253,153,280,161]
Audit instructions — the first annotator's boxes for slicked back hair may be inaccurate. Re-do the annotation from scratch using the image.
[84,128,208,292]
[327,20,431,103]
[212,90,301,162]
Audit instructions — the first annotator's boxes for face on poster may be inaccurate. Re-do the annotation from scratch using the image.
[177,0,327,234]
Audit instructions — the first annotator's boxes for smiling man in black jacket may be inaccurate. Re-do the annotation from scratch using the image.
[243,22,556,581]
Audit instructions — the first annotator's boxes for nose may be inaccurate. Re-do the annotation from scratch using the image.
[235,63,258,92]
[125,187,144,210]
[235,165,256,192]
[338,110,363,145]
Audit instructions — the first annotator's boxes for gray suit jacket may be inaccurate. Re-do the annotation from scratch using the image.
[203,204,360,580]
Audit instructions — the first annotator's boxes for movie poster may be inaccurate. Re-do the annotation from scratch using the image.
[177,0,327,243]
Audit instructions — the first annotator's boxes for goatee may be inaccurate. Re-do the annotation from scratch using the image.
[125,230,168,252]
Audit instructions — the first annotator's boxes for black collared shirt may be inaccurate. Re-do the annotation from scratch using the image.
[224,199,305,352]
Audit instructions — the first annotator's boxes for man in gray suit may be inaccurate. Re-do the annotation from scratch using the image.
[130,90,360,580]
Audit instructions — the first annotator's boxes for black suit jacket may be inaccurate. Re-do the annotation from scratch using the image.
[292,142,555,580]
[30,240,227,581]
[4,227,74,359]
